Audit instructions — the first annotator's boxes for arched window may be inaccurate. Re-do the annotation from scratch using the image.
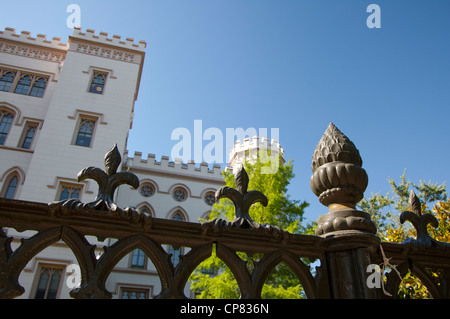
[172,212,183,221]
[29,77,47,97]
[168,211,185,266]
[89,73,106,94]
[131,249,146,268]
[75,119,96,147]
[0,71,15,92]
[34,266,63,299]
[58,185,81,201]
[137,204,154,218]
[3,175,18,199]
[0,111,14,145]
[21,125,37,149]
[14,75,32,95]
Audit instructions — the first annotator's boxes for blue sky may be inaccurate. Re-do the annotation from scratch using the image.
[1,1,449,223]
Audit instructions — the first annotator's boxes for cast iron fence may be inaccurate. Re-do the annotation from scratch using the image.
[0,123,449,299]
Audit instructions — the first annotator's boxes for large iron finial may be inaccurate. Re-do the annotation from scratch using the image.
[311,123,376,237]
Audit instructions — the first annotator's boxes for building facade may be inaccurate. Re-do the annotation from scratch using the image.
[0,27,224,299]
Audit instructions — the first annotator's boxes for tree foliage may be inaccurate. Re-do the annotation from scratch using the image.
[358,169,448,298]
[189,156,309,299]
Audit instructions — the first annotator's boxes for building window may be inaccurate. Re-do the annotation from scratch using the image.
[0,69,48,97]
[168,246,181,267]
[172,187,187,202]
[204,192,216,206]
[120,288,149,299]
[89,72,107,94]
[172,212,183,221]
[168,212,184,266]
[0,71,15,92]
[20,125,37,149]
[14,75,32,95]
[75,119,96,147]
[34,266,63,299]
[131,249,146,268]
[58,185,81,201]
[140,183,155,197]
[0,111,14,145]
[3,175,18,199]
[29,77,47,97]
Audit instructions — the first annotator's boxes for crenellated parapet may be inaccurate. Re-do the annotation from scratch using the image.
[68,28,146,66]
[123,151,223,180]
[229,136,284,169]
[0,27,68,50]
[71,27,146,51]
[0,27,68,63]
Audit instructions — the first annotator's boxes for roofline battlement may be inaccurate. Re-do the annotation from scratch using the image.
[0,27,69,50]
[230,136,284,155]
[123,151,223,179]
[70,27,146,52]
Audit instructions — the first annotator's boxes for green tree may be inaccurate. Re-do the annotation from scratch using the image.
[358,170,448,298]
[358,169,447,239]
[189,155,309,299]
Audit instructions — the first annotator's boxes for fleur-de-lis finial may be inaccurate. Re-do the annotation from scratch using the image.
[400,190,439,247]
[215,164,268,228]
[77,144,140,210]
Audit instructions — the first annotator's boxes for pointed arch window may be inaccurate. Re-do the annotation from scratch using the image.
[89,72,107,94]
[14,75,32,95]
[0,71,15,92]
[0,111,14,145]
[34,266,63,299]
[131,249,146,268]
[20,125,37,149]
[168,211,185,266]
[3,175,18,199]
[58,185,81,201]
[75,119,96,147]
[172,212,183,221]
[0,69,48,97]
[29,77,47,97]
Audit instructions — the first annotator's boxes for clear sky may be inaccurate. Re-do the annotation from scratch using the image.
[1,0,449,223]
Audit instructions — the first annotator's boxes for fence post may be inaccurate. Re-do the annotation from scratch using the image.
[310,123,380,298]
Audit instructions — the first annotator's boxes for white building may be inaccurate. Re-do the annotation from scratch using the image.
[0,27,224,299]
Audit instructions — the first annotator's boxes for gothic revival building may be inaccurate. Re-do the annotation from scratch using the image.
[0,27,284,299]
[0,27,224,298]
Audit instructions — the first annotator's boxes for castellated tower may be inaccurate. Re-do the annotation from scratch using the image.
[228,136,285,171]
[0,27,146,203]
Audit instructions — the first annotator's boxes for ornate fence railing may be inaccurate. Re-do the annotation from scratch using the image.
[0,123,449,299]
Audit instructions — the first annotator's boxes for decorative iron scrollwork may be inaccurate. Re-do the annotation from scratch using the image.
[48,144,151,229]
[215,164,268,228]
[202,164,283,234]
[400,190,449,248]
[77,144,139,210]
